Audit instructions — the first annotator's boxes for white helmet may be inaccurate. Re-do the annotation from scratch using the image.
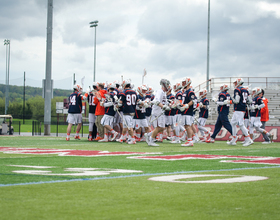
[107,82,116,90]
[122,79,131,88]
[73,84,82,92]
[233,78,244,88]
[220,84,229,92]
[137,85,148,95]
[252,87,262,97]
[147,86,154,94]
[181,77,192,88]
[198,89,207,99]
[173,82,182,92]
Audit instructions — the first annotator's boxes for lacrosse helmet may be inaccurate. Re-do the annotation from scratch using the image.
[73,84,82,92]
[122,79,131,88]
[220,84,229,92]
[137,85,148,95]
[252,87,262,97]
[181,77,192,88]
[198,89,207,99]
[147,86,154,94]
[160,79,171,91]
[92,82,99,90]
[173,82,182,92]
[107,82,116,90]
[233,78,244,88]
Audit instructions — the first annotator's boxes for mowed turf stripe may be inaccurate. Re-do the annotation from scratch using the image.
[1,165,279,187]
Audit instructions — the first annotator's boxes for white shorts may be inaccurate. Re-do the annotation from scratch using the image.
[114,111,122,124]
[123,114,134,129]
[182,115,194,126]
[231,111,245,126]
[250,117,262,128]
[165,115,174,126]
[134,119,149,130]
[244,118,250,128]
[197,117,207,127]
[101,114,115,127]
[88,113,96,123]
[151,114,165,128]
[67,113,82,125]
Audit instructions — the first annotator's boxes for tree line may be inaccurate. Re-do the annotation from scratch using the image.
[0,84,72,121]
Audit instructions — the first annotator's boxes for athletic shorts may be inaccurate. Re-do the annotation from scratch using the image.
[67,113,82,125]
[88,113,96,123]
[197,117,207,127]
[101,114,115,127]
[151,114,165,128]
[231,111,245,126]
[134,118,149,129]
[165,115,174,126]
[123,114,134,129]
[181,115,194,126]
[250,117,262,128]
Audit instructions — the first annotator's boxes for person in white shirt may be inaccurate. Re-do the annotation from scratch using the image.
[144,79,171,146]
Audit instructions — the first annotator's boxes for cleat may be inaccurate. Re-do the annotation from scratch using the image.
[156,138,163,142]
[267,133,273,141]
[227,137,237,145]
[181,141,193,147]
[98,138,108,142]
[262,141,271,144]
[111,132,118,141]
[149,141,159,147]
[201,137,207,142]
[170,139,181,144]
[193,138,200,143]
[166,136,173,141]
[127,140,136,144]
[94,136,102,141]
[74,135,81,140]
[116,138,124,143]
[243,138,253,147]
[66,137,70,141]
[144,133,150,144]
[205,138,215,143]
[252,134,258,141]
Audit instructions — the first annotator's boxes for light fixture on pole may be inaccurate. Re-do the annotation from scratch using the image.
[4,39,10,115]
[206,0,210,91]
[89,20,98,82]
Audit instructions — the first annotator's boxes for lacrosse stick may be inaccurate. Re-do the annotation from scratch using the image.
[149,112,164,124]
[114,106,129,128]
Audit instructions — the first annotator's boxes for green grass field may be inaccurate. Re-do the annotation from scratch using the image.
[0,136,280,220]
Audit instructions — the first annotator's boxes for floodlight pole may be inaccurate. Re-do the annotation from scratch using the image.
[4,39,10,115]
[44,0,53,135]
[90,20,98,82]
[206,0,210,91]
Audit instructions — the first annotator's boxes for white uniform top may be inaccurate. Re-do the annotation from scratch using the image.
[152,89,167,116]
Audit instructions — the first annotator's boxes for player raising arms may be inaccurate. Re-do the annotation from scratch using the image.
[227,78,253,147]
[206,84,233,143]
[66,84,88,141]
[117,79,137,144]
[144,79,171,146]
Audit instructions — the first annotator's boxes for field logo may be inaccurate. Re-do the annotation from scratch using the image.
[129,154,280,165]
[149,174,268,183]
[0,147,160,157]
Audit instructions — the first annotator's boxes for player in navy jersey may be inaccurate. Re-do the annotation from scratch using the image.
[249,87,273,142]
[197,89,211,142]
[133,85,150,141]
[66,84,88,141]
[179,77,196,147]
[99,82,119,142]
[87,82,98,141]
[227,78,253,146]
[206,84,233,143]
[116,79,137,144]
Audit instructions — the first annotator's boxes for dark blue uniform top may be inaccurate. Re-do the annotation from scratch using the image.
[250,96,263,117]
[234,86,249,112]
[165,93,175,116]
[181,89,195,116]
[199,97,209,118]
[218,91,231,115]
[175,91,183,115]
[68,92,83,114]
[87,92,96,114]
[145,94,154,117]
[104,92,116,116]
[134,95,146,119]
[119,89,137,114]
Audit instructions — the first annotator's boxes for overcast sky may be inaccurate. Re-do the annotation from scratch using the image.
[0,0,280,92]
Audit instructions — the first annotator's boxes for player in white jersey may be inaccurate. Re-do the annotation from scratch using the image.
[144,79,171,146]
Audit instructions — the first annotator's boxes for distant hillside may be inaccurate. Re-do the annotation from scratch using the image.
[0,84,72,102]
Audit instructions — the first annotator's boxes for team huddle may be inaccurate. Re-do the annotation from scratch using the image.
[66,77,273,146]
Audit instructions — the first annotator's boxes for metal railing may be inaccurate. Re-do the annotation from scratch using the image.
[195,77,280,92]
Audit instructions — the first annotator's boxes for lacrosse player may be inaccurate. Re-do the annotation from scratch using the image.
[87,82,98,141]
[206,84,233,143]
[144,79,171,146]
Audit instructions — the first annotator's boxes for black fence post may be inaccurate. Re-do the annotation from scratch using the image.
[19,121,21,135]
[32,121,34,136]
